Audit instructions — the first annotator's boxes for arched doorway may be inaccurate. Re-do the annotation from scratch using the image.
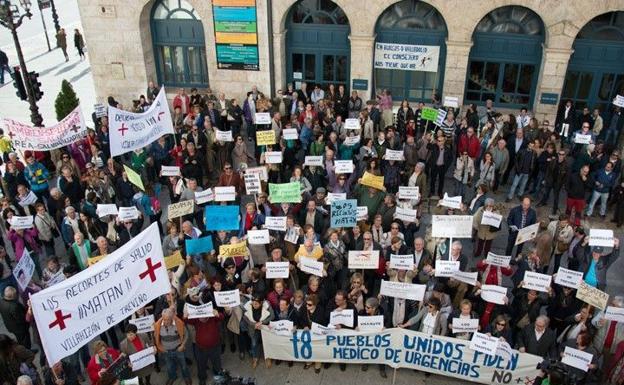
[151,0,208,88]
[464,6,544,109]
[374,0,447,102]
[562,12,624,113]
[285,0,350,90]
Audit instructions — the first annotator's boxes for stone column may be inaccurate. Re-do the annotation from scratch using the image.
[442,39,473,104]
[348,34,375,100]
[273,29,287,90]
[533,46,574,122]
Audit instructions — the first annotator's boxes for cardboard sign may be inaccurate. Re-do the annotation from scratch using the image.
[344,118,360,130]
[397,186,419,200]
[269,320,294,336]
[13,249,35,290]
[244,173,262,195]
[256,129,275,145]
[515,223,540,246]
[470,332,499,356]
[385,149,404,161]
[161,165,181,176]
[485,252,511,268]
[96,204,118,218]
[330,199,357,228]
[299,257,324,277]
[604,306,624,323]
[441,193,462,209]
[282,128,298,140]
[481,211,502,228]
[435,260,460,277]
[348,250,380,269]
[186,303,215,319]
[554,267,583,289]
[394,207,417,223]
[194,189,214,204]
[164,251,184,270]
[357,315,384,332]
[265,261,290,279]
[452,270,478,286]
[443,96,459,108]
[118,207,139,221]
[88,255,105,266]
[334,160,354,174]
[522,271,552,293]
[214,186,236,202]
[214,289,241,307]
[129,314,155,334]
[167,200,195,219]
[562,346,593,372]
[330,309,354,328]
[452,318,479,333]
[380,280,426,301]
[304,156,323,166]
[431,215,473,238]
[247,229,270,245]
[361,171,385,190]
[219,241,247,258]
[576,281,609,310]
[390,254,414,270]
[215,129,233,142]
[480,285,507,305]
[123,165,145,191]
[265,216,287,231]
[588,229,614,247]
[265,151,283,164]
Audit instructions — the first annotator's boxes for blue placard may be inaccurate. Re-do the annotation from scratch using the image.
[213,6,257,22]
[352,79,368,91]
[205,205,240,231]
[540,93,559,105]
[185,236,214,255]
[330,199,357,228]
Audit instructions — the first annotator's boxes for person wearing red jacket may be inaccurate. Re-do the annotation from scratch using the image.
[476,259,513,330]
[86,341,121,385]
[457,127,481,159]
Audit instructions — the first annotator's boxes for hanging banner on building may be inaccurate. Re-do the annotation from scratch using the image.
[374,42,440,72]
[261,328,541,384]
[30,223,169,365]
[108,87,174,157]
[212,0,259,71]
[5,106,87,150]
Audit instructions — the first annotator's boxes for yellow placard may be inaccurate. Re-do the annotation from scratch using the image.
[215,32,258,45]
[219,241,248,258]
[361,171,385,191]
[213,0,255,6]
[256,130,276,146]
[88,255,105,266]
[164,251,184,270]
[123,165,145,191]
[167,200,195,220]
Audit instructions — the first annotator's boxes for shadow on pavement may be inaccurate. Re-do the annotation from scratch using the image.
[68,67,91,83]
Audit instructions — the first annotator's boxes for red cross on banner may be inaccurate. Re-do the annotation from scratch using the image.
[139,258,162,282]
[48,309,71,330]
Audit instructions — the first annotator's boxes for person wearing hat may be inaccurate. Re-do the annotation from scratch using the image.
[579,238,620,291]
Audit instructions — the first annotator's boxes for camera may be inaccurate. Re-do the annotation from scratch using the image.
[535,360,580,385]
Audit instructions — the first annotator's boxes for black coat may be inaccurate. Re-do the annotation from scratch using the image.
[427,144,454,170]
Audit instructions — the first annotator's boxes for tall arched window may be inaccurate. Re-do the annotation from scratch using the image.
[465,6,544,108]
[151,0,208,88]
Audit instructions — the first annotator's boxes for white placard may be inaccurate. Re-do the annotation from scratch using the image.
[129,347,156,372]
[304,156,323,166]
[522,271,552,293]
[588,229,614,247]
[496,341,514,362]
[480,285,508,305]
[246,166,268,182]
[311,322,335,339]
[215,129,233,142]
[470,332,499,356]
[13,249,35,290]
[443,96,459,108]
[244,173,262,195]
[214,289,241,307]
[385,149,404,161]
[293,72,302,80]
[604,306,624,323]
[255,112,271,125]
[562,346,593,372]
[161,165,181,176]
[282,128,298,140]
[452,318,479,333]
[356,206,368,221]
[441,193,462,209]
[325,192,347,205]
[614,95,624,107]
[431,215,473,238]
[379,280,426,301]
[394,207,417,223]
[481,211,502,228]
[94,103,107,118]
[194,189,214,204]
[285,226,300,244]
[344,135,360,146]
[390,254,414,270]
[9,215,34,229]
[330,309,354,328]
[265,261,290,279]
[554,267,584,289]
[214,186,236,202]
[357,315,384,332]
[398,186,419,200]
[265,216,287,231]
[186,302,215,319]
[247,229,270,245]
[129,315,155,334]
[435,260,460,277]
[515,223,540,246]
[574,134,592,144]
[434,109,447,127]
[265,151,283,164]
[374,42,440,72]
[348,250,380,269]
[344,118,360,130]
[269,320,294,336]
[96,204,118,218]
[299,257,324,277]
[118,206,139,221]
[485,252,511,268]
[452,270,478,286]
[334,160,354,174]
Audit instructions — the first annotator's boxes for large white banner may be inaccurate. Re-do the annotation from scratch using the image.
[4,106,86,150]
[261,328,541,384]
[30,223,170,365]
[374,43,440,72]
[108,87,174,157]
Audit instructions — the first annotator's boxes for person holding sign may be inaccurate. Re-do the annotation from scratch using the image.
[506,197,537,257]
[154,308,191,385]
[428,135,453,198]
[86,340,121,385]
[398,297,447,336]
[586,162,618,218]
[517,315,557,359]
[447,300,479,340]
[560,332,599,383]
[119,324,155,385]
[325,290,358,371]
[578,239,620,291]
[472,198,502,258]
[242,295,275,369]
[357,297,387,378]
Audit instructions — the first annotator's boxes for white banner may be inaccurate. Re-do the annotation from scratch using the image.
[265,261,290,279]
[9,215,34,230]
[215,130,233,142]
[129,314,154,334]
[214,289,240,308]
[385,149,404,161]
[194,189,214,204]
[434,260,460,277]
[269,320,294,336]
[282,128,298,140]
[431,215,473,238]
[30,223,169,365]
[186,303,215,319]
[118,207,139,221]
[334,160,354,174]
[14,249,35,291]
[247,229,270,245]
[554,267,584,289]
[389,254,414,270]
[374,42,440,72]
[265,216,287,232]
[588,229,614,247]
[441,193,462,209]
[265,151,283,164]
[481,211,502,228]
[397,186,419,200]
[214,186,236,202]
[562,346,593,372]
[344,119,360,130]
[160,166,181,177]
[522,271,552,293]
[605,306,624,323]
[480,285,508,305]
[5,106,87,151]
[261,328,541,385]
[485,252,511,268]
[515,223,540,246]
[348,250,380,269]
[380,280,425,301]
[108,87,174,157]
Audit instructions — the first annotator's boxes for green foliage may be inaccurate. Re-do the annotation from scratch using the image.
[54,79,79,121]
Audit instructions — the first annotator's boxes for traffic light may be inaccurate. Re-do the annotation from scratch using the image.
[27,71,43,101]
[12,66,27,101]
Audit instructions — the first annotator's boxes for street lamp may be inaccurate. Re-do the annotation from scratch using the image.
[0,0,44,127]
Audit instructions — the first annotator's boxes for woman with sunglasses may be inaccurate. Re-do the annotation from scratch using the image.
[301,294,326,373]
[485,315,513,343]
[357,297,387,378]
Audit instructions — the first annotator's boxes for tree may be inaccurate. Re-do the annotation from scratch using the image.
[54,79,80,121]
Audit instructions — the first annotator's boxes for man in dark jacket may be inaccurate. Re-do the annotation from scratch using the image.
[565,165,593,226]
[537,149,568,214]
[586,162,617,218]
[0,286,30,348]
[503,128,527,185]
[517,316,557,359]
[427,136,453,198]
[506,142,535,201]
[505,197,537,257]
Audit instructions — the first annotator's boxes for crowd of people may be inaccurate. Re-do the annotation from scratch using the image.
[0,80,623,385]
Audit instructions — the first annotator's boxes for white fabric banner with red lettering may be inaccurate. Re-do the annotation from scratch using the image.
[30,223,170,365]
[108,87,174,157]
[4,106,86,150]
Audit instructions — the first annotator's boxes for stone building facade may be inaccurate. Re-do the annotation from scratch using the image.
[77,0,624,121]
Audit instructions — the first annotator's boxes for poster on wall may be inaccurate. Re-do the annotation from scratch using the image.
[212,0,260,71]
[374,42,440,72]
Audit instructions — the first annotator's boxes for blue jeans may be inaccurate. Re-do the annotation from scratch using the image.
[507,173,529,199]
[586,191,609,216]
[163,350,191,380]
[249,330,261,358]
[604,128,620,145]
